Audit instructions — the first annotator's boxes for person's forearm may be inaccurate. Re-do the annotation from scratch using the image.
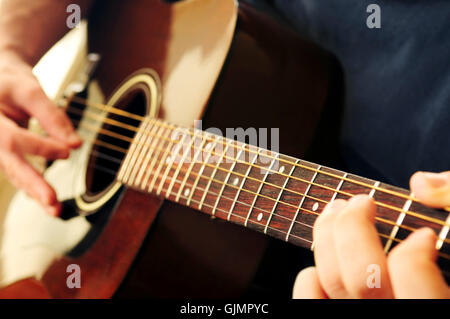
[0,0,92,66]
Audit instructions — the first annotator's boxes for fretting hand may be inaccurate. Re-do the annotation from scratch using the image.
[293,171,450,299]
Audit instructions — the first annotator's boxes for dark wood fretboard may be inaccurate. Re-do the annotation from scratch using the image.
[116,117,450,276]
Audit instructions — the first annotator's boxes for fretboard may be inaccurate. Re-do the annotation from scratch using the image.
[116,117,450,275]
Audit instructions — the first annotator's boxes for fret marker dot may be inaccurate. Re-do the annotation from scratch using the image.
[232,177,239,186]
[205,142,213,151]
[165,156,171,164]
[184,188,190,197]
[312,202,319,211]
[279,166,285,174]
[257,213,263,221]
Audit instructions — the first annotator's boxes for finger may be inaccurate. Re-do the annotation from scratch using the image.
[388,228,450,298]
[333,195,394,298]
[11,79,82,148]
[0,152,60,216]
[313,199,350,298]
[293,267,328,299]
[0,102,29,125]
[410,171,450,208]
[15,129,70,159]
[0,115,69,159]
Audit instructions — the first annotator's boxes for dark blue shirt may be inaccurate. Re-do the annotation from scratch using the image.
[259,0,450,188]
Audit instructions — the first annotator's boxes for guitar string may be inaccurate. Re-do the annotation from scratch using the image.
[70,115,426,235]
[69,105,450,232]
[80,130,416,236]
[78,134,450,261]
[69,95,444,208]
[89,156,439,253]
[67,98,450,224]
[66,104,450,229]
[85,147,313,242]
[148,120,450,224]
[67,107,450,229]
[71,119,450,245]
[77,128,327,223]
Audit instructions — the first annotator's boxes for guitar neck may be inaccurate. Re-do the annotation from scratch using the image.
[117,117,450,268]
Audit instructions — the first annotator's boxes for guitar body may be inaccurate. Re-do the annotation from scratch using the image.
[0,0,332,298]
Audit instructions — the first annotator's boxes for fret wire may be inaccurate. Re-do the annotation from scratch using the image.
[134,120,160,187]
[117,117,149,183]
[227,147,259,221]
[331,172,347,201]
[384,196,412,253]
[182,128,450,225]
[369,181,380,198]
[286,162,319,242]
[154,129,188,195]
[76,109,450,229]
[79,129,450,251]
[165,129,198,198]
[144,150,320,225]
[187,124,416,203]
[188,196,313,246]
[145,122,449,227]
[76,131,450,261]
[141,148,315,231]
[193,194,313,245]
[134,134,449,244]
[157,169,450,260]
[89,157,450,262]
[139,125,169,189]
[69,96,445,207]
[93,124,450,238]
[127,118,155,185]
[436,213,450,250]
[116,130,450,240]
[212,145,244,217]
[146,126,174,192]
[161,167,314,244]
[198,139,232,211]
[72,102,397,206]
[186,136,217,206]
[73,104,449,228]
[100,122,322,219]
[264,160,297,235]
[244,155,279,227]
[153,118,416,201]
[141,161,450,259]
[175,131,208,202]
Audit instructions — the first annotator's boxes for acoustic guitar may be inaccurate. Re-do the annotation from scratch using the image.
[0,0,448,298]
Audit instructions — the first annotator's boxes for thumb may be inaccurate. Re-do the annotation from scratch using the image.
[410,171,450,208]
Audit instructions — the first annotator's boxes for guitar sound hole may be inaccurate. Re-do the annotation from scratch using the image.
[85,86,149,199]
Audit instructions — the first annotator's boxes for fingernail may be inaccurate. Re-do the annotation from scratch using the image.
[422,172,448,188]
